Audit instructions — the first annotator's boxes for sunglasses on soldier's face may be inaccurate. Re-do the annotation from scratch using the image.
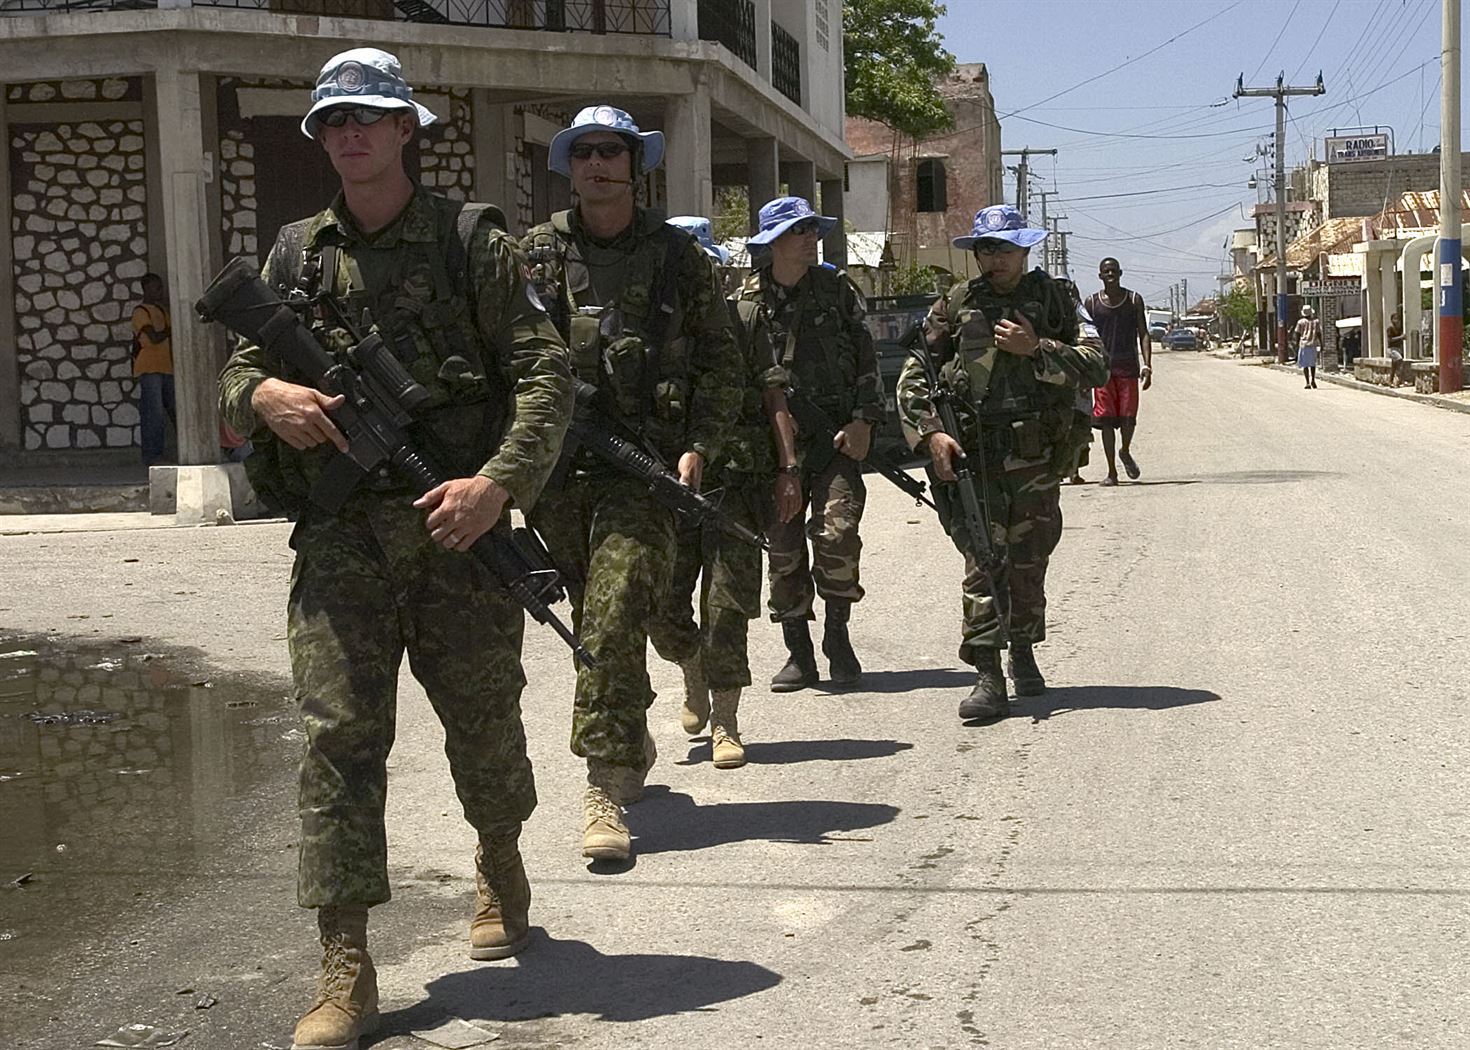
[974,240,1019,255]
[569,141,632,161]
[788,218,821,236]
[319,106,392,129]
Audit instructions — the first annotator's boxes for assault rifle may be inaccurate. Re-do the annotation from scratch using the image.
[904,325,1008,643]
[196,257,596,668]
[565,382,769,551]
[784,388,937,511]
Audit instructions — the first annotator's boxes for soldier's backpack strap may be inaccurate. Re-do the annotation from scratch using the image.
[727,297,763,362]
[446,202,508,286]
[640,224,689,415]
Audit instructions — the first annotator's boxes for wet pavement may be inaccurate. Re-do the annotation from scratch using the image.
[0,635,298,1048]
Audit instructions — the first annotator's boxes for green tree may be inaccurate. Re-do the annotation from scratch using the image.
[844,0,957,139]
[890,260,942,295]
[1219,283,1256,331]
[712,186,750,244]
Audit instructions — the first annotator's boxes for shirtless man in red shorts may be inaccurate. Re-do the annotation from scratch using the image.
[1084,258,1152,486]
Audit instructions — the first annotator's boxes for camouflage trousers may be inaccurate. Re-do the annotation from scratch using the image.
[947,460,1063,662]
[767,453,866,621]
[531,474,677,769]
[287,493,535,909]
[648,477,765,690]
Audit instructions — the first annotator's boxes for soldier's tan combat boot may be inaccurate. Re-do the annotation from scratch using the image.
[709,688,746,769]
[469,832,531,960]
[1007,644,1046,697]
[610,729,658,804]
[292,906,378,1050]
[821,600,862,686]
[582,759,632,861]
[958,649,1009,723]
[771,619,820,692]
[680,651,711,735]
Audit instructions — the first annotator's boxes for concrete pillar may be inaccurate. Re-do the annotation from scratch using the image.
[668,0,697,41]
[472,91,518,230]
[664,84,713,218]
[753,0,773,79]
[153,65,220,467]
[746,136,780,232]
[0,93,19,450]
[1381,251,1400,347]
[783,157,815,205]
[818,176,846,270]
[1363,261,1383,359]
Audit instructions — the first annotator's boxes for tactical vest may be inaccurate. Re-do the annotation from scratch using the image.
[248,196,507,514]
[719,296,777,476]
[523,209,695,463]
[739,266,860,426]
[938,268,1080,470]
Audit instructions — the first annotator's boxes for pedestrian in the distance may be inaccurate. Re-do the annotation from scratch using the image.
[1294,305,1320,388]
[131,273,175,466]
[1083,258,1152,486]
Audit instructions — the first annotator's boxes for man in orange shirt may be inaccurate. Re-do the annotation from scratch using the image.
[131,273,174,465]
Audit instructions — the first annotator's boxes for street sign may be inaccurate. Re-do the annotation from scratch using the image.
[1325,133,1390,163]
[1300,278,1359,297]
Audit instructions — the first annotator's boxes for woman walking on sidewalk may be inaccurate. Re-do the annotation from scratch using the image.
[1294,305,1320,389]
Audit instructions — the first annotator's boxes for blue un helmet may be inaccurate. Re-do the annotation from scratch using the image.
[952,204,1048,250]
[300,47,438,141]
[748,196,837,245]
[548,105,665,177]
[667,215,731,264]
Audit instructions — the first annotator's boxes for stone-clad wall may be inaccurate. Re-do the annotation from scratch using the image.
[219,129,258,266]
[7,77,150,452]
[419,90,474,202]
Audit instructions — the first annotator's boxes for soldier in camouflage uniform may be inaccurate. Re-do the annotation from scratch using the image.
[217,49,571,1050]
[897,205,1107,724]
[736,196,884,693]
[648,215,797,770]
[521,108,743,861]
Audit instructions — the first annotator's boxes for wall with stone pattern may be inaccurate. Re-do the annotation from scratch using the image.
[7,77,149,452]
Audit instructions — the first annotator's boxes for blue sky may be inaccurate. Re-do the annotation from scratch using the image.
[933,0,1464,305]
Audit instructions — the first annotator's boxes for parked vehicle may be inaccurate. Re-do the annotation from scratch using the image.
[1164,328,1199,351]
[1148,324,1168,343]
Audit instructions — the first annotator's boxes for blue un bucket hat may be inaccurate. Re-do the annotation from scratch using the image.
[667,215,731,264]
[748,196,837,246]
[548,105,665,177]
[301,48,438,140]
[952,204,1048,250]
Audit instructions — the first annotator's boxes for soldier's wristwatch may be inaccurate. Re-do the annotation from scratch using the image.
[779,465,801,477]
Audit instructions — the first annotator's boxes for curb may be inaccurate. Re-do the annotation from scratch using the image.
[1263,362,1470,416]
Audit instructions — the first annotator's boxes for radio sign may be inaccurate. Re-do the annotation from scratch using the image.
[1326,133,1390,163]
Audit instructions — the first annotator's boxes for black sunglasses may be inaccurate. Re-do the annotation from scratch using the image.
[569,141,632,161]
[788,218,821,236]
[973,240,1019,255]
[319,106,392,129]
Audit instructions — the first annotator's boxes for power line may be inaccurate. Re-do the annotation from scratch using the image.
[1246,0,1303,83]
[1007,113,1274,142]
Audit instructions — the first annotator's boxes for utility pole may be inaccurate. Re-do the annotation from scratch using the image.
[1034,189,1051,271]
[1440,0,1463,392]
[1001,147,1058,222]
[1182,278,1189,314]
[1235,71,1326,363]
[1055,226,1071,279]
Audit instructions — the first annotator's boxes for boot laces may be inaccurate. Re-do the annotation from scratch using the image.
[585,786,624,827]
[315,938,355,1005]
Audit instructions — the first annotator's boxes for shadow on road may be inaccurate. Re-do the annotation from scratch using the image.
[1184,469,1342,485]
[817,667,976,693]
[625,786,899,854]
[373,930,782,1036]
[678,737,914,766]
[1022,685,1221,721]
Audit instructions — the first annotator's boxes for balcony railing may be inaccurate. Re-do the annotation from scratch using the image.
[771,20,800,104]
[697,0,755,69]
[0,0,672,32]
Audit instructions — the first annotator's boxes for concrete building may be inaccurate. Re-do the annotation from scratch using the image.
[843,62,1003,281]
[0,0,849,507]
[1306,149,1470,220]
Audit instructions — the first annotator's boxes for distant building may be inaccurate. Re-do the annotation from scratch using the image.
[843,62,1004,283]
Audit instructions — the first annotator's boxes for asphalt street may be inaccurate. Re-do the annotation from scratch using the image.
[2,349,1468,1049]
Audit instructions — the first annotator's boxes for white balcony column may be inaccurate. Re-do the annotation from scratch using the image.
[664,82,713,218]
[746,136,780,232]
[668,0,698,41]
[819,176,846,269]
[1381,251,1400,350]
[754,0,774,79]
[472,90,518,232]
[153,64,219,466]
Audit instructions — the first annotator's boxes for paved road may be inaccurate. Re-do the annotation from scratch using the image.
[2,351,1467,1049]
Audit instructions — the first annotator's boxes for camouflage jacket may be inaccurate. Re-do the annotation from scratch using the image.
[721,297,787,476]
[735,266,884,443]
[896,267,1108,474]
[218,186,572,514]
[520,208,743,467]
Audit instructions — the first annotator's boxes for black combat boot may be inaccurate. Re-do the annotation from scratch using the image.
[821,600,862,686]
[1007,644,1046,696]
[771,619,820,692]
[959,649,1009,722]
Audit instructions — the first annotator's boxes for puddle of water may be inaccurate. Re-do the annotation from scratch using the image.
[0,634,295,981]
